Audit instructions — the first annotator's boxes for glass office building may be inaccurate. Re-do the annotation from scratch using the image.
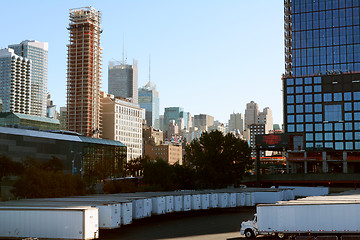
[283,0,360,174]
[138,81,160,129]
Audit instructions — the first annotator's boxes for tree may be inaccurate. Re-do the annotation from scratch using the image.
[0,156,24,198]
[125,156,147,177]
[185,130,253,189]
[142,158,174,191]
[12,157,86,199]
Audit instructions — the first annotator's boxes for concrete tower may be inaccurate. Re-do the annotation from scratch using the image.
[66,7,102,137]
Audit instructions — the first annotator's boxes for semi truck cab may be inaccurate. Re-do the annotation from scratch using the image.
[240,214,258,238]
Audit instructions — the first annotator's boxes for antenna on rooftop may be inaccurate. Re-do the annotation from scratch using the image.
[149,54,151,82]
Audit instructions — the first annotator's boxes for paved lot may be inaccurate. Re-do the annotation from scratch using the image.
[101,207,257,240]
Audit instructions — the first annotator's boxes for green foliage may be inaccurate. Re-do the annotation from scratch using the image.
[12,157,86,199]
[185,130,253,189]
[125,156,147,177]
[142,158,174,191]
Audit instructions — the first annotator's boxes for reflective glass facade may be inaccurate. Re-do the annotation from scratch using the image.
[286,0,360,77]
[283,0,360,173]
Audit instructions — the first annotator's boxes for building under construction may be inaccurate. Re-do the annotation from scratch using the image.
[67,7,102,137]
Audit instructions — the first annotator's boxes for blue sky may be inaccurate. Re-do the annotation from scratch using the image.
[1,0,285,125]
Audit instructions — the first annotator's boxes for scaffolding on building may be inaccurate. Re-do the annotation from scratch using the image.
[66,7,103,138]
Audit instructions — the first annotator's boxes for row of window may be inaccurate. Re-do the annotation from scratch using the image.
[305,141,359,151]
[288,121,360,132]
[292,0,358,13]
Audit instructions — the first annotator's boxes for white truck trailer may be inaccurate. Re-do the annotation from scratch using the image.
[0,206,99,240]
[240,202,360,239]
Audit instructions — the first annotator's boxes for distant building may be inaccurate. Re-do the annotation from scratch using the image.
[163,107,184,132]
[102,94,144,161]
[258,107,274,133]
[167,120,179,141]
[46,92,58,119]
[159,115,164,131]
[0,48,31,114]
[245,101,259,129]
[144,143,182,165]
[67,7,102,138]
[138,81,159,129]
[108,60,138,104]
[59,107,67,130]
[9,40,48,117]
[182,127,205,143]
[143,125,164,146]
[228,113,244,133]
[0,112,60,130]
[193,114,214,129]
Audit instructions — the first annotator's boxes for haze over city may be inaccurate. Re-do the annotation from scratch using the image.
[0,0,285,124]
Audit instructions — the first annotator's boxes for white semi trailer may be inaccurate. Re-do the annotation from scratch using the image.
[240,202,360,239]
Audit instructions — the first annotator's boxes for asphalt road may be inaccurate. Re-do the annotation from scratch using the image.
[100,207,257,240]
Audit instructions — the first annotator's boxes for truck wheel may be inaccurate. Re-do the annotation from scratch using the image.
[244,229,255,239]
[277,232,286,239]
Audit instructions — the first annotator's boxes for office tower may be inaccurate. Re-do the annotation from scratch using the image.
[108,60,138,104]
[258,107,274,133]
[0,49,31,114]
[283,0,360,173]
[102,94,144,161]
[138,81,159,129]
[9,40,48,117]
[228,113,244,133]
[193,114,214,129]
[59,107,67,130]
[163,107,184,132]
[67,7,102,137]
[245,101,259,129]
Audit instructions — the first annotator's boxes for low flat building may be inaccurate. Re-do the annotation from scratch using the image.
[0,126,127,178]
[0,112,60,130]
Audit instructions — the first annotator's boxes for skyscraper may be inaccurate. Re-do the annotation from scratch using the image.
[67,7,102,137]
[245,101,259,129]
[108,60,138,104]
[0,48,31,114]
[9,40,48,117]
[228,113,244,133]
[283,0,360,173]
[138,81,160,129]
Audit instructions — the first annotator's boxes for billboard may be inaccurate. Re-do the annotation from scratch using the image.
[255,133,289,150]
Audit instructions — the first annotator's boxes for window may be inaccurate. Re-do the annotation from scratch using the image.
[314,85,321,92]
[287,79,294,85]
[305,104,313,112]
[354,102,360,111]
[296,86,303,93]
[345,113,352,121]
[296,105,304,113]
[324,93,332,102]
[324,105,342,121]
[346,142,353,150]
[296,115,304,123]
[314,104,322,112]
[314,94,322,102]
[345,122,353,130]
[325,133,333,141]
[335,123,343,131]
[305,94,313,103]
[287,87,294,94]
[335,132,343,140]
[354,92,360,100]
[296,78,303,85]
[315,114,323,122]
[288,124,295,132]
[305,114,313,122]
[297,124,304,132]
[325,142,333,149]
[315,133,323,141]
[335,142,344,150]
[306,133,314,141]
[287,105,295,113]
[344,92,352,101]
[296,95,304,103]
[287,95,294,103]
[288,115,295,123]
[315,123,323,131]
[345,132,353,140]
[344,102,352,111]
[306,124,313,131]
[334,93,342,101]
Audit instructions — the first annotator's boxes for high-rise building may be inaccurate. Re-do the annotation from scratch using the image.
[245,101,259,129]
[0,48,31,114]
[67,7,102,138]
[258,107,274,133]
[228,113,244,133]
[9,40,48,117]
[138,81,159,129]
[163,107,184,132]
[283,0,360,174]
[108,60,138,104]
[193,114,214,129]
[102,94,144,161]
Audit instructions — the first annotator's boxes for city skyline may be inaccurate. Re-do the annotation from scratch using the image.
[0,0,284,124]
